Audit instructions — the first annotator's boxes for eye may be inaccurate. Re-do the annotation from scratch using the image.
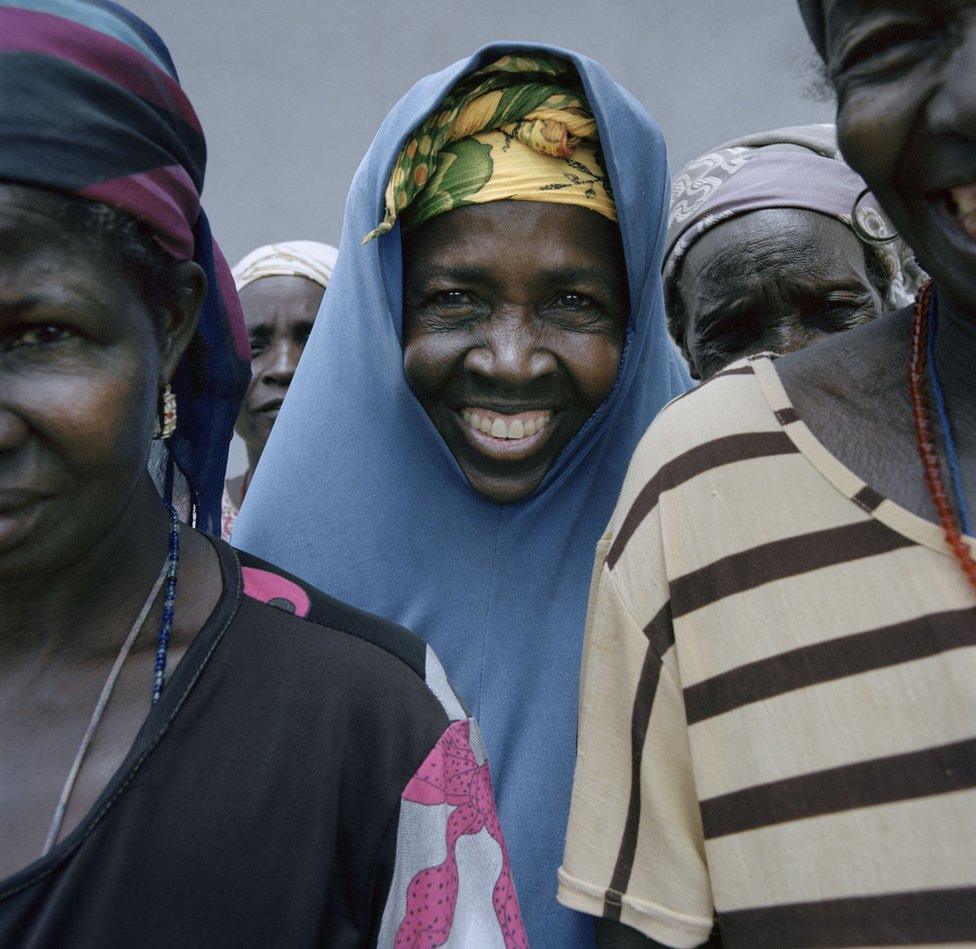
[433,290,472,307]
[9,324,76,349]
[821,292,874,324]
[554,291,591,310]
[249,338,267,357]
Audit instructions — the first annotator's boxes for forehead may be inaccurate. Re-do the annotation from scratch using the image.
[237,275,325,328]
[683,209,867,291]
[404,201,626,275]
[822,0,956,45]
[0,185,125,302]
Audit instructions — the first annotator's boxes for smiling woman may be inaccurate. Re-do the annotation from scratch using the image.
[233,46,691,947]
[402,201,629,503]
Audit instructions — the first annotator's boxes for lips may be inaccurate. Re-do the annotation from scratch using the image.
[0,489,48,515]
[454,406,557,462]
[254,398,284,415]
[0,490,50,550]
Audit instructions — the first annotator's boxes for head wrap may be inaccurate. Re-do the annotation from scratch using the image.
[664,123,925,310]
[365,53,615,242]
[798,0,828,58]
[233,43,690,946]
[0,0,249,535]
[232,240,339,293]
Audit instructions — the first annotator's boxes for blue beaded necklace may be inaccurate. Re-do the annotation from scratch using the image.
[44,504,182,853]
[152,502,181,705]
[926,290,972,536]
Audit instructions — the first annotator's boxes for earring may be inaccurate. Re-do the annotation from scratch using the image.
[153,384,177,440]
[851,187,900,245]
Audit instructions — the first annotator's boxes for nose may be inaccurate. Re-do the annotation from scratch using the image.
[464,312,557,388]
[927,11,976,140]
[260,339,300,388]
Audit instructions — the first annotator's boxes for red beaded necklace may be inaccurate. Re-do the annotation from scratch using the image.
[908,280,976,592]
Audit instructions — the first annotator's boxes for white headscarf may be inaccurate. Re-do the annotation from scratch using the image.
[232,240,338,292]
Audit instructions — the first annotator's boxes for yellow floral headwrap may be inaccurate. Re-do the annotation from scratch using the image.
[364,54,616,243]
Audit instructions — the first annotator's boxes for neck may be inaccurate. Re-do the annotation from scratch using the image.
[0,476,172,661]
[245,442,263,473]
[932,286,976,433]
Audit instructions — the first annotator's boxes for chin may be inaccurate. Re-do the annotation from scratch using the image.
[462,468,546,505]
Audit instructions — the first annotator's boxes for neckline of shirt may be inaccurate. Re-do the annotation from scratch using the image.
[0,536,243,901]
[749,353,975,558]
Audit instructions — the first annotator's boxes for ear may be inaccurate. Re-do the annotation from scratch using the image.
[159,261,206,382]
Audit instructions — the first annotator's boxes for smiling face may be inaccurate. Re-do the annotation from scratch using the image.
[0,184,199,579]
[672,208,885,379]
[235,275,324,466]
[823,0,976,316]
[402,201,629,505]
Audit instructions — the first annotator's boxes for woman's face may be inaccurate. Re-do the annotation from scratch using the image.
[235,275,324,462]
[675,208,884,380]
[824,0,976,314]
[0,185,198,580]
[402,201,629,505]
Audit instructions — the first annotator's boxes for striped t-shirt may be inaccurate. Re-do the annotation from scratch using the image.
[558,355,976,947]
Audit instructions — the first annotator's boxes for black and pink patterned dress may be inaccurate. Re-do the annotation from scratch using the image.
[0,539,527,947]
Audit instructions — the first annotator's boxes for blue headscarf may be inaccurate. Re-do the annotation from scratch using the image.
[233,43,690,947]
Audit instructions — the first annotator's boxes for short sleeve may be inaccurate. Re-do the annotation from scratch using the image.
[374,718,528,948]
[558,512,715,947]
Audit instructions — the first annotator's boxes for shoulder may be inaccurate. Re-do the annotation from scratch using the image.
[224,543,465,726]
[776,306,911,402]
[611,357,785,523]
[643,359,780,456]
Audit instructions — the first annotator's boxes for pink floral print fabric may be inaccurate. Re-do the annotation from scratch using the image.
[394,720,528,948]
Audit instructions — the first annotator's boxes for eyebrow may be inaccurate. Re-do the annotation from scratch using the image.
[417,264,619,285]
[0,294,46,318]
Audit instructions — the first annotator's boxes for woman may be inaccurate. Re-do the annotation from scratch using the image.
[0,4,523,945]
[224,241,338,538]
[233,45,692,946]
[664,124,925,380]
[561,1,976,945]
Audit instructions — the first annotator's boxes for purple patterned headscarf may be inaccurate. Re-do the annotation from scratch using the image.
[663,124,925,310]
[0,0,250,534]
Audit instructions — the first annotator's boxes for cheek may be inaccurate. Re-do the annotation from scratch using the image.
[558,334,624,406]
[402,332,466,397]
[837,83,915,198]
[20,352,155,485]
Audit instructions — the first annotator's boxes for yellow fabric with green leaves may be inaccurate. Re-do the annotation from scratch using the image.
[364,54,616,242]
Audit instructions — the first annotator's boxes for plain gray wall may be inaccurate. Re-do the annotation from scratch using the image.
[125,0,829,263]
[123,0,830,474]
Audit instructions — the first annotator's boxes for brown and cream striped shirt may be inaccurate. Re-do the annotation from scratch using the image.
[558,355,976,947]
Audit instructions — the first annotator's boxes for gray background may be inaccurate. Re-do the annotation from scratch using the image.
[122,0,831,475]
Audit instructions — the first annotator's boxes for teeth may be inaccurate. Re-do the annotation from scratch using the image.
[463,409,551,440]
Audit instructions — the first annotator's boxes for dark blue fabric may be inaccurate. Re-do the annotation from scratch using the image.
[233,42,691,946]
